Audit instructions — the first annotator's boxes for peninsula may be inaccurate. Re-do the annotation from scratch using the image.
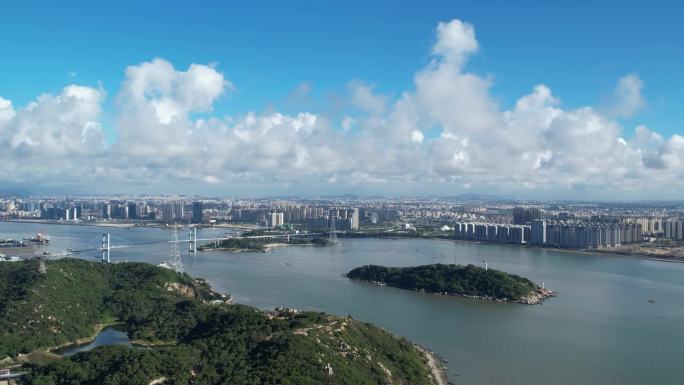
[0,258,441,385]
[347,264,554,304]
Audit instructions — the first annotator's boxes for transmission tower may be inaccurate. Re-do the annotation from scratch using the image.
[170,227,183,273]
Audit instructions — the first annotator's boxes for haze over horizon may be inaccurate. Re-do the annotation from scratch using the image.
[1,1,683,200]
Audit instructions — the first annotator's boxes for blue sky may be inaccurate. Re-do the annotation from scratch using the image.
[0,1,682,197]
[2,0,681,136]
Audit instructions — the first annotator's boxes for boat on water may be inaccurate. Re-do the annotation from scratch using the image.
[0,233,50,248]
[23,233,50,244]
[0,239,24,248]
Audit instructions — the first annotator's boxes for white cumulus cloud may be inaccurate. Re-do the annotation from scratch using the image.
[604,74,646,118]
[0,19,682,198]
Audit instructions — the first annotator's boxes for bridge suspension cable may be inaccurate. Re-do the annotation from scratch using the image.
[62,230,324,262]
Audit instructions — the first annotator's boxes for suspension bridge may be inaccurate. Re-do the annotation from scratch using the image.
[53,228,326,273]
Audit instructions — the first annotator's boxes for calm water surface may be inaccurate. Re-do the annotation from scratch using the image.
[1,222,683,385]
[59,327,131,356]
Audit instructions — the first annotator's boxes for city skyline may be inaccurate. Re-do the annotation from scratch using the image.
[1,1,684,199]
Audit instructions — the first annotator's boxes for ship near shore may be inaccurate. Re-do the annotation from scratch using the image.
[0,233,49,249]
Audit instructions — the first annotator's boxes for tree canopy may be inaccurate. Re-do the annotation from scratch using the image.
[0,259,436,385]
[347,263,539,301]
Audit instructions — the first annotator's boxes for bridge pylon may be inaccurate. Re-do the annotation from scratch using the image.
[188,227,197,253]
[101,233,111,263]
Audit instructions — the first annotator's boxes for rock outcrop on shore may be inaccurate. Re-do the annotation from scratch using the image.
[517,287,556,305]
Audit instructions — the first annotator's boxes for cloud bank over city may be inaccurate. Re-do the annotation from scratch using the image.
[0,19,681,198]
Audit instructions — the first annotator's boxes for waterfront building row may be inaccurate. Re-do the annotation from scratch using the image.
[662,219,684,240]
[454,222,531,244]
[454,220,643,249]
[530,220,642,248]
[620,216,665,234]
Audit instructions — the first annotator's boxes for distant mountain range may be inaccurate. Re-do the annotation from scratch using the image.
[0,187,31,198]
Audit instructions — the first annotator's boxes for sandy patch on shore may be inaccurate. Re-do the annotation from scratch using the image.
[415,345,447,385]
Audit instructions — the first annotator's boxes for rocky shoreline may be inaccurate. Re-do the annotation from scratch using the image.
[350,276,556,305]
[414,345,448,385]
[421,286,555,305]
[516,287,556,304]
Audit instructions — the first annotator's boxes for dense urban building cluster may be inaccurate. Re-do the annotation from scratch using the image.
[2,197,684,250]
[618,216,684,240]
[513,206,543,225]
[454,222,530,243]
[0,197,369,230]
[226,205,361,230]
[530,220,643,248]
[455,207,646,249]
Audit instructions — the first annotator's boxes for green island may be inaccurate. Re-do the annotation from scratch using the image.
[198,236,331,252]
[346,264,554,304]
[0,258,443,385]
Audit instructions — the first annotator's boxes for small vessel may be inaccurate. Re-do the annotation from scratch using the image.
[648,299,656,303]
[23,233,50,244]
[0,239,24,248]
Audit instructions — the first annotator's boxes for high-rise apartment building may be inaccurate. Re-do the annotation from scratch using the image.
[128,202,138,220]
[161,202,184,222]
[192,201,204,223]
[102,203,111,219]
[513,206,544,225]
[531,219,547,245]
[268,212,284,227]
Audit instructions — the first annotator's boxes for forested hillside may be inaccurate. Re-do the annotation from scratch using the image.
[0,259,437,385]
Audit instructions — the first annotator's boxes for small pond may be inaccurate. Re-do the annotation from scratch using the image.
[58,327,132,356]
